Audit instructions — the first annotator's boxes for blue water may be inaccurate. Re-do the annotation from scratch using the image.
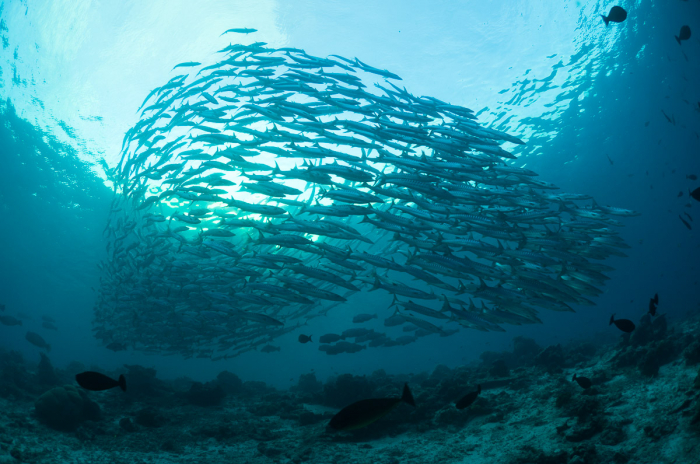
[1,0,698,391]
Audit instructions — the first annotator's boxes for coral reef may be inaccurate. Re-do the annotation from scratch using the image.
[0,312,699,463]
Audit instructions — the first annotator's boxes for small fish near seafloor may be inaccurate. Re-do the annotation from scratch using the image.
[572,374,592,389]
[456,384,481,409]
[76,371,127,392]
[610,314,635,333]
[328,383,416,431]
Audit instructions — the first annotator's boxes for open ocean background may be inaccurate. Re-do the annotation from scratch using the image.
[0,0,698,389]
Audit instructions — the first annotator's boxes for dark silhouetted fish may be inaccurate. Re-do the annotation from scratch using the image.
[261,344,280,353]
[653,293,659,305]
[352,313,378,323]
[319,333,343,344]
[606,154,614,165]
[649,298,657,316]
[688,174,698,180]
[601,6,627,25]
[0,315,22,326]
[661,110,675,125]
[456,384,481,409]
[96,31,636,360]
[41,321,58,331]
[676,25,691,45]
[692,187,700,202]
[609,314,635,333]
[329,383,415,431]
[298,334,312,343]
[679,215,692,230]
[25,331,50,351]
[685,212,693,222]
[76,371,126,392]
[572,374,592,389]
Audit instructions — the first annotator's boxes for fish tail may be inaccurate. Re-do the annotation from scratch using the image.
[601,15,609,26]
[675,35,681,45]
[118,374,127,392]
[609,314,615,325]
[572,374,577,382]
[401,383,416,407]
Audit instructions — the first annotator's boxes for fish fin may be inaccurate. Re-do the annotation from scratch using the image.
[401,383,416,407]
[118,374,127,392]
[441,298,453,312]
[609,314,615,325]
[370,278,381,292]
[675,35,681,45]
[601,14,609,26]
[456,281,466,295]
[389,294,399,308]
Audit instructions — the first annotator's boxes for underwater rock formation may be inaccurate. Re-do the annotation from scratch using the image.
[34,385,100,431]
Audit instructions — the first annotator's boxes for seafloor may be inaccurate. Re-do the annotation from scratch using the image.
[2,310,700,464]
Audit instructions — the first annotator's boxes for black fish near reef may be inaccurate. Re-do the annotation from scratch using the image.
[649,293,659,316]
[601,6,627,25]
[25,331,50,351]
[456,384,481,409]
[329,383,415,431]
[610,314,635,333]
[572,374,592,390]
[676,25,691,45]
[298,334,312,343]
[76,371,126,392]
[688,174,698,181]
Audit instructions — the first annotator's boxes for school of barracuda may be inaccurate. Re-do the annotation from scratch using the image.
[95,30,637,360]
